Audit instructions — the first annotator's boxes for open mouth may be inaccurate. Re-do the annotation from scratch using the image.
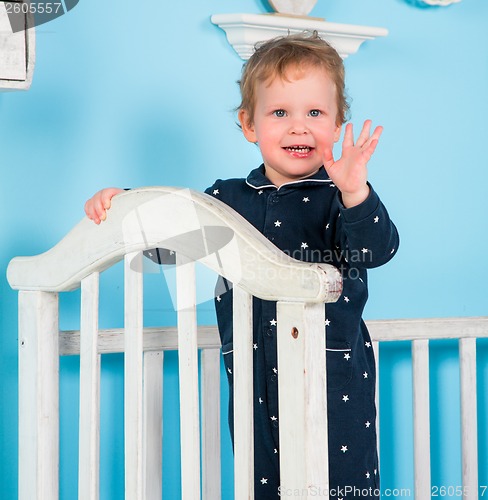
[284,145,312,153]
[283,144,315,159]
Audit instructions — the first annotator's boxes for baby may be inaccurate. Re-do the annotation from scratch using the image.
[85,32,399,499]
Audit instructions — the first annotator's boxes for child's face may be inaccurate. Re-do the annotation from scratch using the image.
[239,65,342,187]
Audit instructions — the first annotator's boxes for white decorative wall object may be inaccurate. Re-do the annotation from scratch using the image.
[419,0,461,5]
[0,4,35,90]
[268,0,318,16]
[211,13,388,60]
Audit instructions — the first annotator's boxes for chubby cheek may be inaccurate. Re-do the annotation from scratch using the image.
[316,125,342,151]
[255,123,282,148]
[256,140,277,161]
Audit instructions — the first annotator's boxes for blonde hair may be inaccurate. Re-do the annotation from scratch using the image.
[237,31,349,127]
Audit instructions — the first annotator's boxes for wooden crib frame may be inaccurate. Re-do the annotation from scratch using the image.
[7,187,488,499]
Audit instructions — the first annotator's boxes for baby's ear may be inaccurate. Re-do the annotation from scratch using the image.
[238,109,257,143]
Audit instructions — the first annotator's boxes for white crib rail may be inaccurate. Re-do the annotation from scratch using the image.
[7,187,341,301]
[8,187,342,500]
[369,317,488,500]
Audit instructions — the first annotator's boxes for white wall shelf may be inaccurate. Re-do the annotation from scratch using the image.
[211,13,388,60]
[0,4,35,90]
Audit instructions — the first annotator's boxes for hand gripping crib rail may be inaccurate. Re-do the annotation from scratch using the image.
[7,187,488,499]
[7,187,343,500]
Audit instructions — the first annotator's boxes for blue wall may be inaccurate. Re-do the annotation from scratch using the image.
[1,0,487,498]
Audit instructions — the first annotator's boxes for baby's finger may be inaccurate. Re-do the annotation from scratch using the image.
[95,200,108,221]
[90,196,107,223]
[102,191,114,209]
[356,120,372,147]
[84,202,101,224]
[363,126,383,150]
[103,187,124,209]
[363,138,380,160]
[370,125,383,141]
[322,147,335,169]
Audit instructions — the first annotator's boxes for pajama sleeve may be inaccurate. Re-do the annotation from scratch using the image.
[335,183,399,269]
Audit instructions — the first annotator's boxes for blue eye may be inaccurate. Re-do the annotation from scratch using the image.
[309,109,321,117]
[273,109,286,118]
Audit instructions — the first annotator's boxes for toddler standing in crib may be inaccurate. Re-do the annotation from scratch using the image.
[85,32,399,499]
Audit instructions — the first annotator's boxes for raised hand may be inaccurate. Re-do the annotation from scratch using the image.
[323,120,383,208]
[84,187,124,224]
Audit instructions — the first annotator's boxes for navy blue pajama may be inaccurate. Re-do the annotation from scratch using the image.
[205,165,399,500]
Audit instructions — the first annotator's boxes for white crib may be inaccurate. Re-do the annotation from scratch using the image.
[7,187,487,500]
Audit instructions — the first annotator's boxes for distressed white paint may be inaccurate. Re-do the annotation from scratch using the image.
[459,338,478,500]
[124,252,144,500]
[176,255,201,500]
[277,301,328,494]
[201,348,222,500]
[7,187,341,305]
[0,4,35,89]
[78,273,101,500]
[143,351,163,500]
[59,325,222,355]
[233,286,254,500]
[18,291,59,500]
[412,339,431,499]
[58,318,488,355]
[366,317,488,341]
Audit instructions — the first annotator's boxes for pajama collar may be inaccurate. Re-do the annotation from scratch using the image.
[245,164,334,191]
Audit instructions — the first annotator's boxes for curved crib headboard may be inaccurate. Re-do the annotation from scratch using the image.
[7,186,342,301]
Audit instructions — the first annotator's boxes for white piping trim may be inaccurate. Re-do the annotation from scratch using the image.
[245,179,275,190]
[246,177,333,191]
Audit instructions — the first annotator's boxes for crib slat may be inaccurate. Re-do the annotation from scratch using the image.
[201,348,221,500]
[78,273,101,500]
[232,285,254,500]
[412,339,431,499]
[277,301,328,494]
[373,340,380,468]
[176,256,201,500]
[18,291,60,500]
[459,338,478,499]
[143,351,163,500]
[124,252,144,500]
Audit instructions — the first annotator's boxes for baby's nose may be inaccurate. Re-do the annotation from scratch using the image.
[289,118,308,134]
